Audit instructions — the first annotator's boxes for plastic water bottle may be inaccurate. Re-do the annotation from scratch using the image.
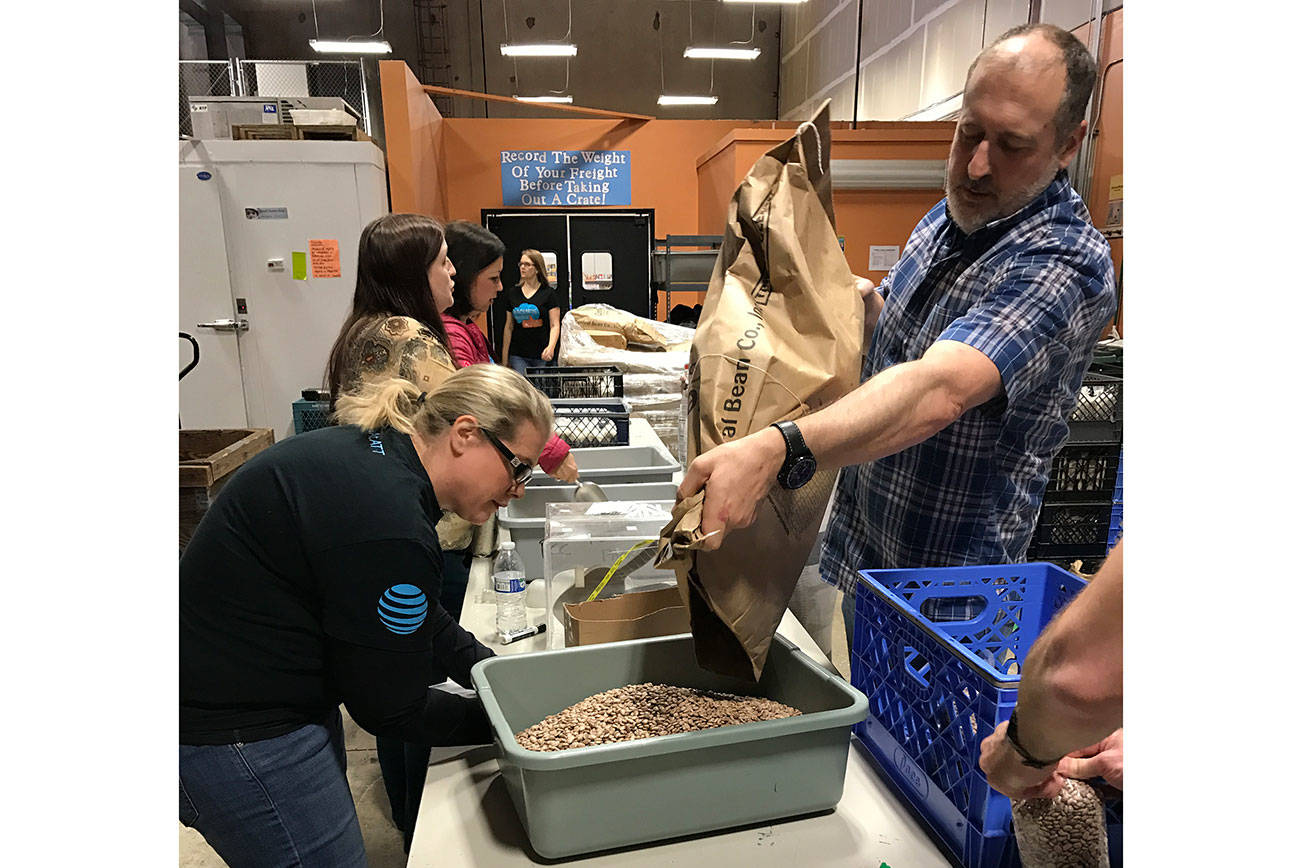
[493,541,527,638]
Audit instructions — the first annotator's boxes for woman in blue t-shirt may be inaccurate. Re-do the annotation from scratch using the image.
[501,248,562,374]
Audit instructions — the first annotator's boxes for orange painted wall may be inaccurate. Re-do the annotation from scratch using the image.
[690,123,955,310]
[379,60,447,216]
[1074,10,1124,336]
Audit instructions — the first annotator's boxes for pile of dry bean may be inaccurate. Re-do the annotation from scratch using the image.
[514,683,801,752]
[1011,778,1110,868]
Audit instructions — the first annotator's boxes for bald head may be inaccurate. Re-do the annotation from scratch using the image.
[965,24,1097,145]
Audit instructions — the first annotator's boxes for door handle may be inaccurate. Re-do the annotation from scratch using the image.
[196,318,249,332]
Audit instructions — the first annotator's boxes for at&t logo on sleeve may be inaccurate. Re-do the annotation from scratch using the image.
[377,584,428,634]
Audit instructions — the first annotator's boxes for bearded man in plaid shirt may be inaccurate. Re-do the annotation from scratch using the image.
[677,23,1117,645]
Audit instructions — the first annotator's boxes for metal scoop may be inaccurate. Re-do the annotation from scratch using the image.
[572,480,608,502]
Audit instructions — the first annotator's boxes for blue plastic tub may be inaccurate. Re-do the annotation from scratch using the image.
[291,399,331,435]
[850,562,1122,867]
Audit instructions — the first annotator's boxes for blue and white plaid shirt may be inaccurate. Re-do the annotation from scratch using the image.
[821,171,1116,594]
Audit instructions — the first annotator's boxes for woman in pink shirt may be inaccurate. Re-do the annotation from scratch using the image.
[442,220,577,481]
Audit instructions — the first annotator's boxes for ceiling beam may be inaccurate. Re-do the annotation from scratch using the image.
[421,85,653,122]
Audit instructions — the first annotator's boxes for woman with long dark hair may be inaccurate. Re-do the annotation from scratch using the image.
[442,221,577,480]
[325,213,457,401]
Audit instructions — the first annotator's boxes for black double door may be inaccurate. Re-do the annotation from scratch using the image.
[482,208,654,360]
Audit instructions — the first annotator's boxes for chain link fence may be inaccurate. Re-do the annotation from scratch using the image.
[179,60,236,137]
[179,59,370,138]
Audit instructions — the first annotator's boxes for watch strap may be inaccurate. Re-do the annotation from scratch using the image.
[772,420,808,462]
[1004,709,1062,769]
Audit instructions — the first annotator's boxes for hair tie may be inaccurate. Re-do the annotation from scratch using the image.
[416,391,428,406]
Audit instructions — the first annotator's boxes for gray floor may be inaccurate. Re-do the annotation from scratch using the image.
[179,593,852,867]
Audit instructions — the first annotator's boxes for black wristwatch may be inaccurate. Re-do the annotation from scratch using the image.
[771,421,817,490]
[1004,709,1062,769]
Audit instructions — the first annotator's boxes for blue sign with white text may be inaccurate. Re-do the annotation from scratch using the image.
[500,150,631,207]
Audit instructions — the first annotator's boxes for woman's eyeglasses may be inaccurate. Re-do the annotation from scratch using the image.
[480,428,535,486]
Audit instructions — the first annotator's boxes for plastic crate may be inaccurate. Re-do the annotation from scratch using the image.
[292,399,332,435]
[1107,504,1123,550]
[1106,451,1123,549]
[1028,501,1112,559]
[1043,443,1122,503]
[850,563,1122,868]
[1067,372,1122,443]
[526,365,624,399]
[551,399,630,448]
[471,632,869,858]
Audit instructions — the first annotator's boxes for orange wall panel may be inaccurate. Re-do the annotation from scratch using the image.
[1073,9,1124,336]
[379,61,447,217]
[695,124,955,290]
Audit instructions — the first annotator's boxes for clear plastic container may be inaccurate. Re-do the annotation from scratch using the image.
[541,500,678,648]
[493,541,527,638]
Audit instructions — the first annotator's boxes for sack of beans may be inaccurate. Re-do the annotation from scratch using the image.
[1011,778,1110,867]
[656,99,863,681]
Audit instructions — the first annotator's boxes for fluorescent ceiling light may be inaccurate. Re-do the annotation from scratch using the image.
[514,95,574,103]
[722,0,807,4]
[658,95,719,106]
[309,39,392,54]
[830,159,947,190]
[684,46,761,60]
[500,43,577,57]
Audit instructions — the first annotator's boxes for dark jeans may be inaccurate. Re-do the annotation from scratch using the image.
[179,708,365,868]
[508,354,549,376]
[376,544,473,851]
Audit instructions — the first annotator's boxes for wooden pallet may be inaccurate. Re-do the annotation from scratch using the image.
[231,123,370,143]
[180,428,274,489]
[232,123,296,141]
[180,428,274,552]
[295,124,370,142]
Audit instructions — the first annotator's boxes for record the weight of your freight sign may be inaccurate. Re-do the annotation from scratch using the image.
[501,150,632,207]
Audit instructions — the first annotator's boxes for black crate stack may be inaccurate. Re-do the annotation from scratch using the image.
[1029,371,1122,567]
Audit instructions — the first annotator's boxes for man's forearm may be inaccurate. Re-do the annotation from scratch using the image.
[863,288,884,350]
[800,341,1000,471]
[1007,546,1124,761]
[801,361,959,468]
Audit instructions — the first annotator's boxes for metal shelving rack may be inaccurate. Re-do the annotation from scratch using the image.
[652,235,721,320]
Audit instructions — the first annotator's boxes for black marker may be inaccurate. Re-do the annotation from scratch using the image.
[500,623,547,645]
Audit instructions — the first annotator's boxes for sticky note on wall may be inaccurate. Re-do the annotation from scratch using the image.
[309,239,341,278]
[292,251,307,280]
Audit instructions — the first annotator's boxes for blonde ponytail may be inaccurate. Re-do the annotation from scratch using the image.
[333,377,425,434]
[333,364,554,443]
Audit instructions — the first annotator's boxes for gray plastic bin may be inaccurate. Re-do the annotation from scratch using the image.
[498,482,679,581]
[470,633,869,858]
[529,444,679,486]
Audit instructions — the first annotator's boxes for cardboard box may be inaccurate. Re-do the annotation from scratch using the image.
[563,586,689,647]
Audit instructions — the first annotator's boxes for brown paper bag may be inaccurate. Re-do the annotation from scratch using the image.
[656,100,863,681]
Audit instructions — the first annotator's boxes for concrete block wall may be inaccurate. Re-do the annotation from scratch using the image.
[780,0,1120,123]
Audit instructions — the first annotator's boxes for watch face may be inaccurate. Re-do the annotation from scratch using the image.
[786,456,817,489]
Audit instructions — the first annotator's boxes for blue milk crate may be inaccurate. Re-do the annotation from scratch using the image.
[850,562,1122,867]
[292,399,332,435]
[1107,450,1123,549]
